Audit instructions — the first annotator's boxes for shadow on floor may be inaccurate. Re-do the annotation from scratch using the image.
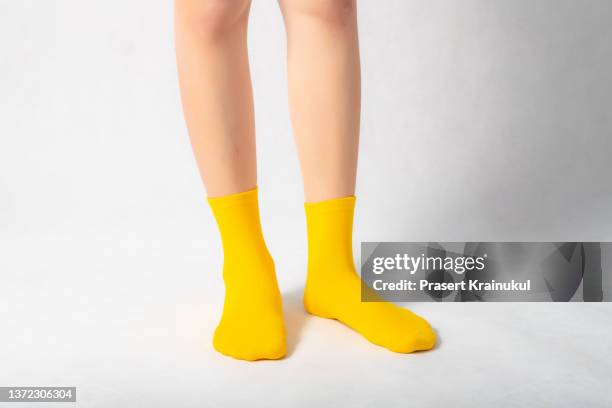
[282,288,309,357]
[282,289,441,355]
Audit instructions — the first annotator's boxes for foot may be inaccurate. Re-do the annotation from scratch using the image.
[207,188,286,361]
[213,251,286,361]
[304,262,436,353]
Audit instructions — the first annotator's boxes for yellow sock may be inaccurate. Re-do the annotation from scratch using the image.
[304,196,436,353]
[208,187,286,361]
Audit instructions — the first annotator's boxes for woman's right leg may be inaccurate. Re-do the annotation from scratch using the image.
[175,0,285,361]
[175,0,256,197]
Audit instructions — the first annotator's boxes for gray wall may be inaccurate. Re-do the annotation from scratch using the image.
[1,0,611,247]
[356,0,612,242]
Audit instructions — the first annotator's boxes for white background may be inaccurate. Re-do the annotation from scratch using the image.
[1,0,611,407]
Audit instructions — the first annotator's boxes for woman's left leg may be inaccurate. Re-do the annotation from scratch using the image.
[278,0,436,353]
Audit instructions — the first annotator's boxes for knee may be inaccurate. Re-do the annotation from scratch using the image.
[175,0,250,40]
[284,0,356,28]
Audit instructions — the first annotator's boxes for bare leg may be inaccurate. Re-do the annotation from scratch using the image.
[175,0,285,361]
[175,0,256,197]
[278,0,360,202]
[279,0,436,353]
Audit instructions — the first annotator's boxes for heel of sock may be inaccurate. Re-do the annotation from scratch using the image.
[303,285,335,319]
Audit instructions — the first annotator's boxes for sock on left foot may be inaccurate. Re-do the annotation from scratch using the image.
[303,196,436,353]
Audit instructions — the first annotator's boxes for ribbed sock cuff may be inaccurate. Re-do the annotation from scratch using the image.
[207,187,259,210]
[304,196,356,214]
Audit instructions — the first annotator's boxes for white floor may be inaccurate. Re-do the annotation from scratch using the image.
[1,232,611,408]
[2,1,612,406]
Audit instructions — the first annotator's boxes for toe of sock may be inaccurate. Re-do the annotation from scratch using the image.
[414,325,436,351]
[213,330,286,361]
[405,318,436,352]
[213,341,286,361]
[260,339,287,360]
[383,319,437,353]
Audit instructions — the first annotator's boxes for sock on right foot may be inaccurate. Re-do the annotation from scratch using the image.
[208,187,286,361]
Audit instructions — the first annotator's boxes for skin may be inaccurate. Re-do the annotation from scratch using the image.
[175,0,256,198]
[174,0,360,201]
